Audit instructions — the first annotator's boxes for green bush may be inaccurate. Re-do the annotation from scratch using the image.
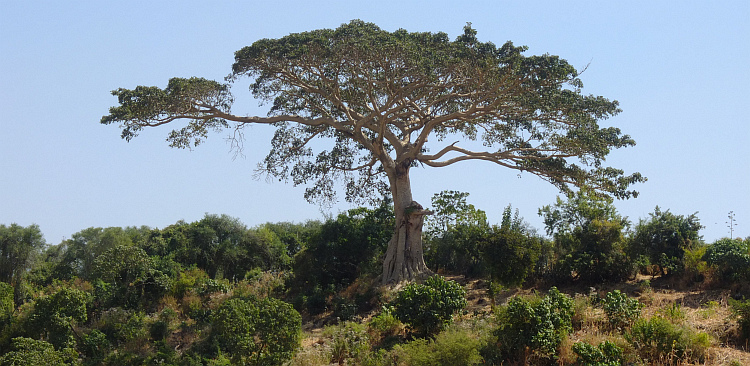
[368,305,403,347]
[81,329,110,365]
[95,308,148,347]
[0,282,13,327]
[324,322,371,364]
[291,205,393,301]
[26,287,89,349]
[729,297,750,340]
[211,296,301,365]
[572,340,623,366]
[489,287,573,363]
[629,207,703,276]
[0,337,73,366]
[393,327,482,366]
[601,290,642,331]
[392,275,467,337]
[626,316,711,363]
[704,238,750,281]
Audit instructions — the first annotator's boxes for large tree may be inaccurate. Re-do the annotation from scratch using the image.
[102,20,644,284]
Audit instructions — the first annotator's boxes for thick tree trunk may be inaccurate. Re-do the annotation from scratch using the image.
[381,168,432,285]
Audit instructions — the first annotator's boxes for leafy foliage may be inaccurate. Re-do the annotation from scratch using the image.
[92,244,169,308]
[600,290,642,331]
[572,340,623,366]
[392,275,467,338]
[26,287,88,349]
[211,296,301,365]
[703,238,750,281]
[626,316,711,363]
[482,205,544,287]
[393,327,482,366]
[0,282,12,326]
[0,337,73,366]
[490,287,573,363]
[630,207,703,275]
[729,297,750,340]
[540,189,634,284]
[290,204,392,312]
[0,224,46,292]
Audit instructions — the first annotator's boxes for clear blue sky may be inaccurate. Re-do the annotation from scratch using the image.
[1,1,748,244]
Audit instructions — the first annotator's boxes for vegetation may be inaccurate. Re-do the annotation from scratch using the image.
[391,275,466,337]
[102,20,644,284]
[4,20,750,365]
[2,190,750,364]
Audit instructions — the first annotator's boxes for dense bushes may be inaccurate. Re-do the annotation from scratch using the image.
[289,204,393,314]
[487,287,573,363]
[3,196,750,364]
[630,207,703,276]
[703,238,750,281]
[211,296,301,365]
[392,275,467,338]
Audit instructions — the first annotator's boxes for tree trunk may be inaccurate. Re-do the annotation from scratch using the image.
[381,168,432,285]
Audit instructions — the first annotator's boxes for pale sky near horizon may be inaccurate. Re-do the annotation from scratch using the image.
[1,1,748,245]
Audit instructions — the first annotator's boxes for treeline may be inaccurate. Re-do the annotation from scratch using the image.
[0,190,748,365]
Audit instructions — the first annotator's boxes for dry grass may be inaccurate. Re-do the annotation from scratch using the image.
[291,275,750,365]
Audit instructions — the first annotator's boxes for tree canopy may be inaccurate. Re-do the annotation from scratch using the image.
[102,20,644,283]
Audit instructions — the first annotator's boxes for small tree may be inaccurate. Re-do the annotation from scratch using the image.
[540,189,634,284]
[0,337,72,366]
[630,207,703,276]
[0,224,46,304]
[392,275,466,337]
[26,287,89,350]
[704,238,750,281]
[211,297,301,365]
[103,20,644,284]
[490,287,573,363]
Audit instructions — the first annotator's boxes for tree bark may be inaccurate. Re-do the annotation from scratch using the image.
[381,166,432,285]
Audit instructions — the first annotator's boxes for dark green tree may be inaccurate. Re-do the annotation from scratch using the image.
[211,297,301,365]
[92,244,169,308]
[291,204,393,300]
[26,287,89,350]
[703,238,750,281]
[56,227,132,281]
[0,224,46,294]
[0,337,72,366]
[0,282,13,329]
[630,207,703,276]
[424,191,489,276]
[540,189,634,283]
[102,20,644,284]
[482,205,544,287]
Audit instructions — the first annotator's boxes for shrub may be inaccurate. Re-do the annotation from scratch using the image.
[626,316,711,363]
[0,282,13,327]
[729,297,750,340]
[630,207,702,276]
[211,296,301,365]
[324,322,371,364]
[0,337,73,366]
[391,275,467,337]
[572,340,623,366]
[601,290,642,331]
[26,287,89,349]
[704,238,750,281]
[393,327,482,366]
[489,287,573,363]
[81,330,110,364]
[368,305,403,346]
[96,308,149,349]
